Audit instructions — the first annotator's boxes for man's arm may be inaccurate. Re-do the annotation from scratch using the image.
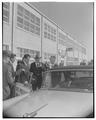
[7,65,15,85]
[30,63,34,73]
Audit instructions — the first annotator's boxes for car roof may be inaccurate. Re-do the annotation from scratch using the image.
[46,65,93,72]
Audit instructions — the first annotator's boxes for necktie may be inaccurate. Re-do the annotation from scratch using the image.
[36,63,39,67]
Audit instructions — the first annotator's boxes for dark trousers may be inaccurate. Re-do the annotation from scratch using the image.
[37,78,42,89]
[9,84,16,98]
[31,76,42,91]
[32,80,37,91]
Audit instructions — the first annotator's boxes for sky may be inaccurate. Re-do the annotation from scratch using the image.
[32,2,93,61]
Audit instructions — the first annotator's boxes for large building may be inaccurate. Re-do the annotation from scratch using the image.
[3,2,87,65]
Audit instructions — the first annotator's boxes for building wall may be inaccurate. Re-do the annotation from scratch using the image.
[3,2,87,65]
[42,17,58,63]
[3,3,12,50]
[58,28,67,65]
[13,3,41,60]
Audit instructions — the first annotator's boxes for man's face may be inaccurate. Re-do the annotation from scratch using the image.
[25,57,30,64]
[50,57,56,64]
[35,58,40,63]
[11,57,16,63]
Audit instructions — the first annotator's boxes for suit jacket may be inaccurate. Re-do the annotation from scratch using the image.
[8,61,15,80]
[30,62,43,80]
[3,61,15,100]
[16,60,30,83]
[8,61,16,98]
[49,63,58,69]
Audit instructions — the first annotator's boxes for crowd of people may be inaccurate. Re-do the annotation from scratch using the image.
[3,50,89,101]
[3,50,60,101]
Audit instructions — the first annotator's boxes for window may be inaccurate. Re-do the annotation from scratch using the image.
[3,2,10,23]
[35,26,40,35]
[29,23,35,33]
[48,25,50,32]
[59,32,67,46]
[35,16,40,26]
[54,29,56,35]
[17,47,40,58]
[51,27,54,34]
[44,22,56,41]
[24,20,29,31]
[17,4,23,17]
[44,32,47,38]
[17,4,40,36]
[3,44,9,50]
[42,70,93,90]
[17,16,23,28]
[44,23,47,30]
[24,9,30,20]
[48,33,50,39]
[30,13,35,23]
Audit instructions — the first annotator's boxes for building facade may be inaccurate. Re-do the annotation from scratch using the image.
[3,2,87,65]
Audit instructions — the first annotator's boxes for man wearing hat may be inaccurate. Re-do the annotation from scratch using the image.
[3,50,15,100]
[30,54,43,91]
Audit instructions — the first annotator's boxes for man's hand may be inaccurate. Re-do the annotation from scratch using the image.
[24,81,28,85]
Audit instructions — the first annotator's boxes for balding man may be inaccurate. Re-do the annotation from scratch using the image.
[49,56,58,69]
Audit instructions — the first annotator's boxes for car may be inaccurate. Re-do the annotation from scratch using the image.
[3,65,94,118]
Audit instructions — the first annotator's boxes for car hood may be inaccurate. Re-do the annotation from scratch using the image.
[3,89,93,117]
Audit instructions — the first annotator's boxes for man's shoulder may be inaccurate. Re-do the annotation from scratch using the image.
[53,64,58,68]
[4,63,12,73]
[19,61,25,67]
[30,62,35,65]
[3,62,9,70]
[8,62,13,68]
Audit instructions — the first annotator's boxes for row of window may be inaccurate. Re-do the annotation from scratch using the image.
[3,3,86,54]
[59,32,84,52]
[44,32,56,41]
[44,22,57,41]
[3,2,10,23]
[59,32,74,48]
[17,47,40,58]
[17,4,40,36]
[67,56,79,61]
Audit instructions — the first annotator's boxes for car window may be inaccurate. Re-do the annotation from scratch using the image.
[42,70,93,91]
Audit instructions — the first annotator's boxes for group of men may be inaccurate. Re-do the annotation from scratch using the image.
[3,50,58,101]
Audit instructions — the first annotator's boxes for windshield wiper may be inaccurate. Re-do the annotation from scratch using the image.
[23,103,48,117]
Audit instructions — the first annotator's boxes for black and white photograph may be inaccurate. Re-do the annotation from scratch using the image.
[2,1,94,118]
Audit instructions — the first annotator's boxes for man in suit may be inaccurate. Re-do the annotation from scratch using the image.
[49,56,58,69]
[16,54,31,84]
[8,53,16,98]
[3,50,15,100]
[49,56,59,87]
[30,55,44,91]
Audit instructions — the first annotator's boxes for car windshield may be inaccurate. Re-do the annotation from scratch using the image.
[42,69,93,92]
